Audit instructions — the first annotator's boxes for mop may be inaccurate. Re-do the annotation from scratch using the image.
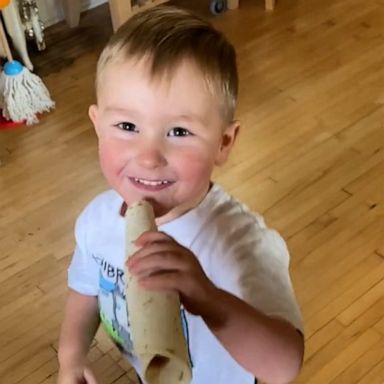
[0,4,54,125]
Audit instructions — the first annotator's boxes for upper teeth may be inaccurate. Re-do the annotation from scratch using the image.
[135,178,169,186]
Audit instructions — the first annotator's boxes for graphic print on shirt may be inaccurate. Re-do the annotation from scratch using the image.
[95,256,134,355]
[181,307,193,368]
[93,255,193,364]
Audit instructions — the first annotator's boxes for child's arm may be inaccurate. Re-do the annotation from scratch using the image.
[200,287,304,384]
[58,289,100,382]
[128,231,304,384]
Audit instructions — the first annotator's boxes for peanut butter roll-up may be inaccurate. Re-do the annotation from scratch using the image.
[125,201,192,384]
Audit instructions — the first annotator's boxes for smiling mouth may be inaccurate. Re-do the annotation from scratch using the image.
[134,178,170,186]
[129,177,173,191]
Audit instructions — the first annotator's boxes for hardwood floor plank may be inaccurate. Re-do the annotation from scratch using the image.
[0,345,57,384]
[303,252,383,326]
[356,359,384,384]
[15,356,59,384]
[329,337,384,384]
[298,329,381,383]
[88,354,126,384]
[304,319,344,361]
[337,280,384,326]
[294,216,384,303]
[306,329,382,384]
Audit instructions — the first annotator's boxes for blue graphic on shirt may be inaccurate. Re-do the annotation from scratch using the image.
[181,307,193,367]
[95,257,134,355]
[93,255,193,364]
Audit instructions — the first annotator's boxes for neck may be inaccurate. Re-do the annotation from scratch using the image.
[155,183,212,226]
[120,183,213,225]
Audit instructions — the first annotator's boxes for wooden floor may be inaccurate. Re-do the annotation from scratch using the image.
[1,0,383,382]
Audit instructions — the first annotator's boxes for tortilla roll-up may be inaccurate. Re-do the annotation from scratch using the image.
[125,201,192,384]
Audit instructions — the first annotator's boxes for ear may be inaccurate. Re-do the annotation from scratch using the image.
[88,104,100,137]
[215,120,240,166]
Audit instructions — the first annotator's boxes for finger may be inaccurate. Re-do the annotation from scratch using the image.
[129,250,187,276]
[128,242,183,267]
[139,271,183,292]
[135,231,174,246]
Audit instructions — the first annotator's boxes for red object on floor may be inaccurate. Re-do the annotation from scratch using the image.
[0,112,24,129]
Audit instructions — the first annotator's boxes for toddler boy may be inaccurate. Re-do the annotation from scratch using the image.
[58,6,304,384]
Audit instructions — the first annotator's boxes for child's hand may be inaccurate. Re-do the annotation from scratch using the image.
[127,231,217,315]
[57,366,98,384]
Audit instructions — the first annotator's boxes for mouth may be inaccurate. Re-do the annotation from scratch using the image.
[129,177,174,192]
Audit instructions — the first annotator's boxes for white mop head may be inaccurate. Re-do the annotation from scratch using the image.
[0,63,55,125]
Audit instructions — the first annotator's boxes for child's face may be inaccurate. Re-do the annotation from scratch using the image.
[89,57,239,221]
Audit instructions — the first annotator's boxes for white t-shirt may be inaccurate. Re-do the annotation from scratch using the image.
[68,184,303,384]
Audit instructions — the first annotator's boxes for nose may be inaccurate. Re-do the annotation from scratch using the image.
[135,142,167,169]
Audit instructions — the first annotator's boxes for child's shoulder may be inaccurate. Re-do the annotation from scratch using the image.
[77,189,123,223]
[209,184,266,230]
[208,184,289,264]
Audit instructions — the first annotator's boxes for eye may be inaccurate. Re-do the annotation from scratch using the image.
[168,127,192,137]
[115,122,138,132]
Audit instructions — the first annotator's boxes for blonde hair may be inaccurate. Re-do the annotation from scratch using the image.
[96,6,238,122]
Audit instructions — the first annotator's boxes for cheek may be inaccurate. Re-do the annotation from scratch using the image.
[98,140,124,179]
[175,149,215,181]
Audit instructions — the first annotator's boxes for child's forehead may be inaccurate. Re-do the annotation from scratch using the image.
[99,55,215,98]
[97,56,226,123]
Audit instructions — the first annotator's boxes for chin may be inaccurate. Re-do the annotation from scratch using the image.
[141,198,171,218]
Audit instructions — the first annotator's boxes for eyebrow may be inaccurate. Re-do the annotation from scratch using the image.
[104,106,138,115]
[174,113,206,126]
[104,107,206,126]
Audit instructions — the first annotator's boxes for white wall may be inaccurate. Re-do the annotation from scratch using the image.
[36,0,107,26]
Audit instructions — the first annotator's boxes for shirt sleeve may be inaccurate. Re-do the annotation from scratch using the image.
[67,206,99,296]
[213,216,303,333]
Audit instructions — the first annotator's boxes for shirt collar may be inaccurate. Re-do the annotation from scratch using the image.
[119,183,222,249]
